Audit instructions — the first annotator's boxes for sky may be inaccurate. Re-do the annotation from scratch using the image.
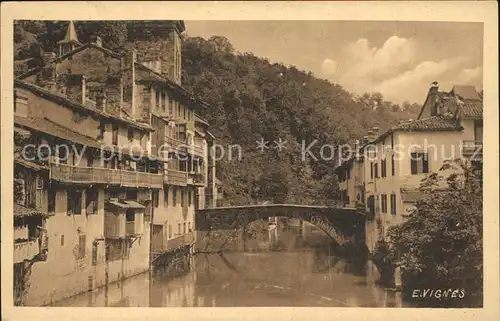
[185,21,483,104]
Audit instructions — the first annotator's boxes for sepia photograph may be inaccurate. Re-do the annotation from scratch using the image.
[1,1,499,321]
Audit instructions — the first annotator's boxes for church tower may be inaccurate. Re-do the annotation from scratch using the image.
[57,21,81,56]
[127,20,185,85]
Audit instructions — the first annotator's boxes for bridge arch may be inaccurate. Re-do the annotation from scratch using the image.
[195,204,366,246]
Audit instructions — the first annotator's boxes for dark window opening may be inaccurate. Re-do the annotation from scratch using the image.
[410,152,429,175]
[126,209,135,222]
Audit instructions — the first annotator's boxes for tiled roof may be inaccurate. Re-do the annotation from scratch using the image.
[15,80,153,131]
[395,116,461,132]
[14,158,48,171]
[15,116,102,149]
[460,100,483,119]
[14,203,52,218]
[452,85,480,100]
[105,199,146,209]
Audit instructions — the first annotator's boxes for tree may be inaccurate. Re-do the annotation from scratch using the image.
[377,160,483,307]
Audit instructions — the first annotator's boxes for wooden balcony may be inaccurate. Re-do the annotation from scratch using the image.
[188,142,205,158]
[165,136,187,153]
[125,221,144,236]
[165,169,188,186]
[50,163,162,188]
[14,239,40,263]
[462,140,483,157]
[189,172,205,186]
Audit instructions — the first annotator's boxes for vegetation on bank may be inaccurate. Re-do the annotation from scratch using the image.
[372,160,483,307]
[14,20,421,206]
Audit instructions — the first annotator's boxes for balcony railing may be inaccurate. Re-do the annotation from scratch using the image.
[14,239,40,263]
[188,142,205,158]
[50,162,163,188]
[462,140,483,157]
[166,232,194,250]
[165,136,188,153]
[165,169,188,186]
[189,172,205,186]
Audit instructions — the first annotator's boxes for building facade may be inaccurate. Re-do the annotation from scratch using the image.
[13,20,218,306]
[335,82,483,251]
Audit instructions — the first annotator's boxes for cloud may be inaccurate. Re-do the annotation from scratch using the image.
[329,36,482,104]
[320,58,338,76]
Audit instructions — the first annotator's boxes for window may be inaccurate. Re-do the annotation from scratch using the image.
[58,145,68,164]
[173,187,177,206]
[152,190,159,208]
[188,222,192,232]
[126,190,137,201]
[391,154,395,176]
[410,152,429,174]
[92,242,98,265]
[77,234,86,259]
[35,176,44,189]
[61,235,65,246]
[162,92,167,112]
[67,188,83,215]
[381,194,387,214]
[177,223,181,235]
[164,186,169,207]
[381,159,387,178]
[374,163,379,178]
[370,162,374,179]
[169,98,173,116]
[390,194,396,216]
[346,166,351,179]
[86,189,99,215]
[183,107,186,120]
[156,89,161,111]
[48,187,56,213]
[188,189,192,206]
[126,209,135,222]
[87,152,94,167]
[181,189,185,207]
[183,222,186,234]
[112,124,119,145]
[177,104,181,118]
[128,127,134,142]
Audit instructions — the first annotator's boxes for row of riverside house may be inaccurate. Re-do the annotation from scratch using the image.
[335,81,483,251]
[13,20,222,306]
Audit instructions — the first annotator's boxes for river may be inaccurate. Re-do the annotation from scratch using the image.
[50,220,408,307]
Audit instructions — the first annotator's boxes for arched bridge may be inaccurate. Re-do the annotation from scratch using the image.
[195,204,366,245]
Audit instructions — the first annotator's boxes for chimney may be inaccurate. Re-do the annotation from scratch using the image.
[96,89,107,112]
[81,75,86,105]
[429,81,440,116]
[372,126,380,138]
[122,48,137,120]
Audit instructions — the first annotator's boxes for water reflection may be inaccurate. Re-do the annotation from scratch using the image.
[51,219,404,307]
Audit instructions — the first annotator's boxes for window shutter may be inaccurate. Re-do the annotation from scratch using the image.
[422,153,429,173]
[391,194,396,215]
[78,234,86,259]
[391,154,395,176]
[410,153,418,174]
